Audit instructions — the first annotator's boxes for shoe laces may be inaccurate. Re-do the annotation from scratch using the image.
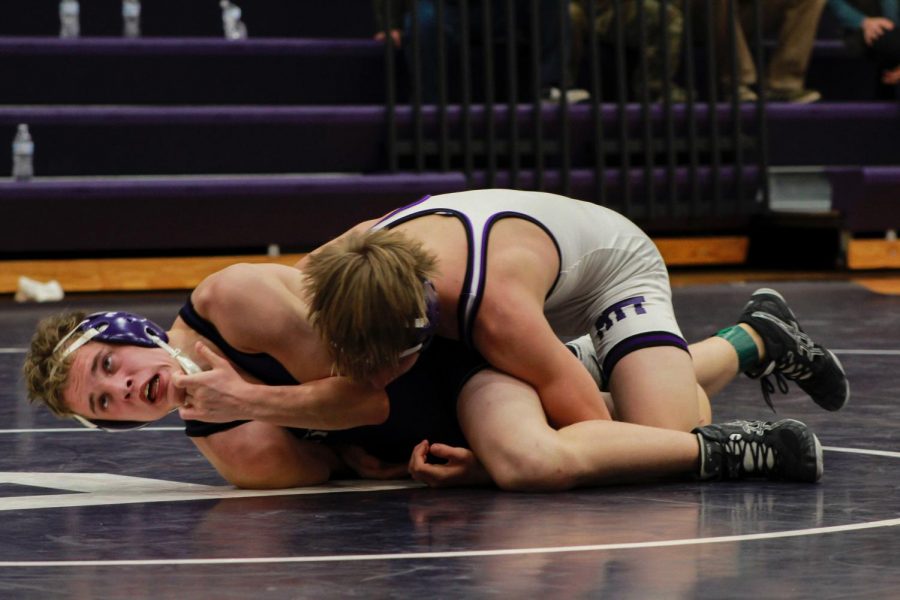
[724,432,778,477]
[777,351,815,381]
[759,372,790,412]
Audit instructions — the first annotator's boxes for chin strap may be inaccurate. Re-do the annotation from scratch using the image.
[148,334,202,375]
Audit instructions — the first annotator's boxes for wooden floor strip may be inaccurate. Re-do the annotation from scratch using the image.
[0,236,747,294]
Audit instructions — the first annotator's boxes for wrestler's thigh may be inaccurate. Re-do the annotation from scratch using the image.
[608,345,701,431]
[456,369,559,477]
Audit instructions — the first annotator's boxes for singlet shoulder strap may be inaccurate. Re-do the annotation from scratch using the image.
[178,298,299,386]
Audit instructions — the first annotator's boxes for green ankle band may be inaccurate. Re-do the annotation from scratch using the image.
[716,325,759,373]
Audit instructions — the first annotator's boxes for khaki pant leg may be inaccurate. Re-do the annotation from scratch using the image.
[741,0,826,91]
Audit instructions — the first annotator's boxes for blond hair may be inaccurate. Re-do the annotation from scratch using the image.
[304,228,438,381]
[22,311,87,418]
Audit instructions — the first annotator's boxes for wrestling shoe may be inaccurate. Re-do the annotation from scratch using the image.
[694,419,823,483]
[565,335,604,389]
[739,288,849,412]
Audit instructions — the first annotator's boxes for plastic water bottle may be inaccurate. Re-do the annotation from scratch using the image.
[59,0,80,38]
[122,0,141,38]
[12,124,34,182]
[220,1,247,40]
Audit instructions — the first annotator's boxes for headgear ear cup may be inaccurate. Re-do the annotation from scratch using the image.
[401,279,440,358]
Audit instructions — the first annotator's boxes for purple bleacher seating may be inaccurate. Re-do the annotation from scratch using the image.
[0,173,466,254]
[0,165,759,255]
[1,0,376,38]
[0,103,765,177]
[830,166,900,233]
[0,38,385,105]
[767,103,900,167]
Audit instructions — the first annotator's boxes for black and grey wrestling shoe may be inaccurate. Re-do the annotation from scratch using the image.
[565,335,604,389]
[739,288,849,412]
[694,419,823,483]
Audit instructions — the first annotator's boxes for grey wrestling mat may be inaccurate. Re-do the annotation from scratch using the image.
[1,281,898,598]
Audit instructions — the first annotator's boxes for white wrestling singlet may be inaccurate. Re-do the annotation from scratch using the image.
[373,189,688,383]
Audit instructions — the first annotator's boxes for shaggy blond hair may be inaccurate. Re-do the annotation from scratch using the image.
[22,311,87,418]
[304,228,438,381]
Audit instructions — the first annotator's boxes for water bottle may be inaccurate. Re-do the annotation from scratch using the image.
[59,0,80,38]
[12,124,34,182]
[220,1,248,40]
[122,0,141,38]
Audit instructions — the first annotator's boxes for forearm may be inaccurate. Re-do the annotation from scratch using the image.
[484,341,611,427]
[475,321,611,426]
[240,378,390,430]
[532,365,612,427]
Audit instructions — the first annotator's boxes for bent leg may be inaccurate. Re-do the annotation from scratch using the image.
[457,369,701,492]
[607,345,708,431]
[689,323,764,398]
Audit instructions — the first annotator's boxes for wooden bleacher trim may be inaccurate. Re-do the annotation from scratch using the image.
[846,238,900,270]
[654,236,748,267]
[0,254,305,294]
[0,237,749,294]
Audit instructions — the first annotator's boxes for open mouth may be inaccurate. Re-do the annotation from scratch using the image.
[143,374,161,404]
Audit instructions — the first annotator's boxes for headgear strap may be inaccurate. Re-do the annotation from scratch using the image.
[399,279,439,358]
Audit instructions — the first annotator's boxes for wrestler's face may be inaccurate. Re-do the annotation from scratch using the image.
[62,342,186,424]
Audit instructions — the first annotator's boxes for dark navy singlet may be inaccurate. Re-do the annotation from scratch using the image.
[179,299,486,463]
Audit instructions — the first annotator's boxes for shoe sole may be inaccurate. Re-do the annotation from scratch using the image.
[812,431,824,482]
[783,418,824,482]
[825,349,851,411]
[751,288,795,320]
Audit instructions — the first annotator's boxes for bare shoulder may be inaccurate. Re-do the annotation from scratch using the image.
[302,217,383,266]
[191,263,308,351]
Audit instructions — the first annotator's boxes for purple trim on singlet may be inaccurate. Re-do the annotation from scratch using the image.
[601,331,689,388]
[374,201,478,346]
[460,212,563,347]
[178,300,298,386]
[457,213,478,346]
[376,199,565,349]
[374,194,432,227]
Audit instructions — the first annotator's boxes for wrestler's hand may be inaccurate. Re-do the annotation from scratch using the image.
[335,445,410,480]
[172,342,255,423]
[408,440,492,488]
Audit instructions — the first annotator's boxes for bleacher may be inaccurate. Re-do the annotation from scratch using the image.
[1,1,899,292]
[765,11,900,269]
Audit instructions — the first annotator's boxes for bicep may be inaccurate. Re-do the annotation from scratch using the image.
[191,421,340,489]
[474,302,572,389]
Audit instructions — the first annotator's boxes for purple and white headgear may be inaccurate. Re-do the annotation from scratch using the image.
[399,279,439,358]
[54,311,200,431]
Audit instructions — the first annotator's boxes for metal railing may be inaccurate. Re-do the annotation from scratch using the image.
[380,0,770,227]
